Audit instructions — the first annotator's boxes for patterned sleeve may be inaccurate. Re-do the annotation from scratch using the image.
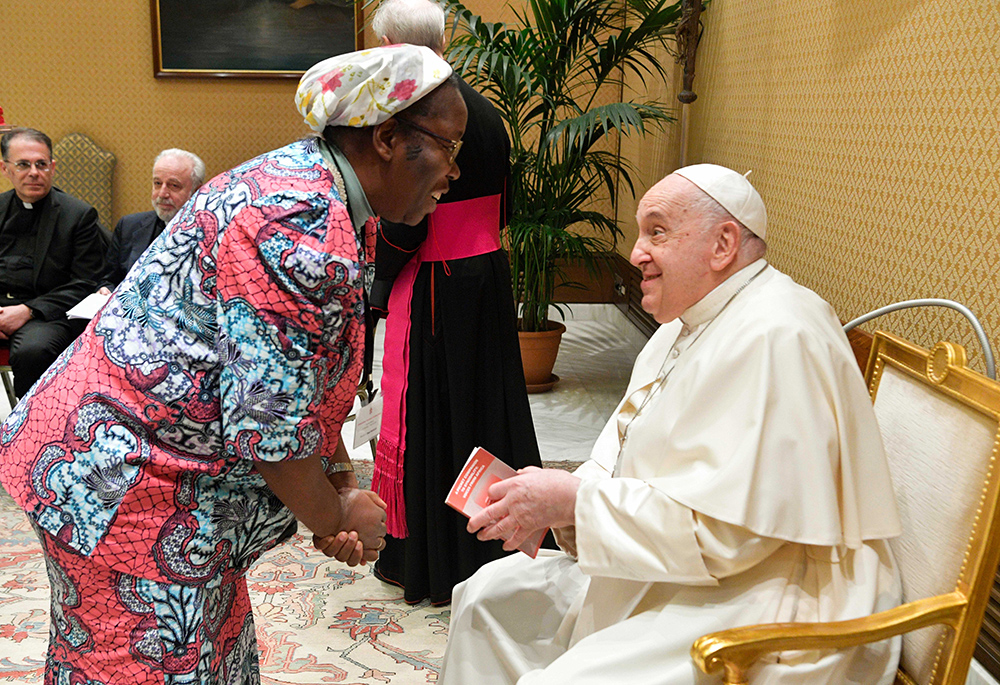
[216,190,365,463]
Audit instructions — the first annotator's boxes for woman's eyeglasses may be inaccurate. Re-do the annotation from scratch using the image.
[395,117,463,165]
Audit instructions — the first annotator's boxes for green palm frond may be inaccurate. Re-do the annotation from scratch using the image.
[545,102,674,153]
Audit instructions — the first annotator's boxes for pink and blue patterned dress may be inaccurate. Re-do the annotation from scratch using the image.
[0,138,371,684]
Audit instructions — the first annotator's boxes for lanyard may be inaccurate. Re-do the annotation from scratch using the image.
[316,137,377,403]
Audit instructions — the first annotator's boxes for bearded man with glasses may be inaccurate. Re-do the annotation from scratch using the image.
[0,127,107,400]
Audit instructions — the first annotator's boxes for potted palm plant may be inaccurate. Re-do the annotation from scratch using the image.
[445,0,684,390]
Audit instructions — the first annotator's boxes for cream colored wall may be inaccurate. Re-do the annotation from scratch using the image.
[622,0,1000,372]
[617,52,685,253]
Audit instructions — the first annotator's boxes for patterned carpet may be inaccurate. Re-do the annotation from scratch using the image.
[0,460,581,683]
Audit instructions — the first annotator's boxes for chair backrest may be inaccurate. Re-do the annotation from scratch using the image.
[846,326,873,374]
[52,132,115,230]
[865,332,1000,685]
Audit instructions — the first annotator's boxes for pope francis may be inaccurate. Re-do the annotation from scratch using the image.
[438,165,903,684]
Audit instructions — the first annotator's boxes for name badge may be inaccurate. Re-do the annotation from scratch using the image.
[352,393,383,449]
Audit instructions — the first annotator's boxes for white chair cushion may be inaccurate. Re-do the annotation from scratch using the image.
[875,364,997,682]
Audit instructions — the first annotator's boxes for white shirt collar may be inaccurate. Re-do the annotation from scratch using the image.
[680,258,768,329]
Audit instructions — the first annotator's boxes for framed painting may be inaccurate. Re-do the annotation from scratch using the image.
[151,0,363,79]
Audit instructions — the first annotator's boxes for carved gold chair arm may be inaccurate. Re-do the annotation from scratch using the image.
[691,591,966,684]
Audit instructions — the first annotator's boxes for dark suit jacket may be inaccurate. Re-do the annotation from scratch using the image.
[97,210,163,291]
[0,188,108,321]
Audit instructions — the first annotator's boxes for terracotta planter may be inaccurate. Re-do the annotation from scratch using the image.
[518,321,566,393]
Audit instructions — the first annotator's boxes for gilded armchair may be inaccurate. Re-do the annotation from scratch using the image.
[692,331,1000,685]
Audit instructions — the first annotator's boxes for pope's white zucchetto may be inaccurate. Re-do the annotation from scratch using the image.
[295,45,453,132]
[672,163,767,239]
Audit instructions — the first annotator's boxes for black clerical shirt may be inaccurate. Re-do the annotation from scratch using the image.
[0,193,46,302]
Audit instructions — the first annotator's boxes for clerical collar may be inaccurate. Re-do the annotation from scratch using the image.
[14,192,49,212]
[680,258,768,329]
[316,137,375,232]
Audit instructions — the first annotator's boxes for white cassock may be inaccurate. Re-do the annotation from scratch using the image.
[440,260,903,685]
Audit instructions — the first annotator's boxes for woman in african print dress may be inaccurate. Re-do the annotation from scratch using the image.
[0,44,466,684]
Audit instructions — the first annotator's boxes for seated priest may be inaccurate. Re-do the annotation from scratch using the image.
[97,147,206,293]
[0,127,107,399]
[440,164,903,685]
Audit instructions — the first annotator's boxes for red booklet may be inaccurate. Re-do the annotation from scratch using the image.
[445,446,547,558]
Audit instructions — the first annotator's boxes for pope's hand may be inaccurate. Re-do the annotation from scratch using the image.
[468,466,580,552]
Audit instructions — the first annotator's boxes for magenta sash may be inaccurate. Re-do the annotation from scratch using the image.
[373,194,503,537]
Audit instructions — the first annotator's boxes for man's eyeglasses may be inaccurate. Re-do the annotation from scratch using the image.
[395,117,463,165]
[5,159,52,173]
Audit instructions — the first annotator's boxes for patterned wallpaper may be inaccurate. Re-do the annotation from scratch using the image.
[671,0,1000,373]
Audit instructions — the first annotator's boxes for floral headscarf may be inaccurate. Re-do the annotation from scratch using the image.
[296,45,452,132]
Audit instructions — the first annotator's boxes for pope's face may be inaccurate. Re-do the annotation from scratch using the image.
[381,86,466,226]
[629,176,719,324]
[150,154,197,223]
[1,137,55,204]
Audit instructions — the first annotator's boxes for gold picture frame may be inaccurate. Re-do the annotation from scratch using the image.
[151,0,363,79]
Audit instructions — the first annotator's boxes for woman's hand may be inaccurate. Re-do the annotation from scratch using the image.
[340,488,387,557]
[314,489,387,564]
[252,429,389,568]
[313,530,365,565]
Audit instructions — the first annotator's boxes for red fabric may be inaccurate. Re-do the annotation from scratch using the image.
[374,257,420,538]
[373,436,408,537]
[422,195,501,261]
[0,139,367,582]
